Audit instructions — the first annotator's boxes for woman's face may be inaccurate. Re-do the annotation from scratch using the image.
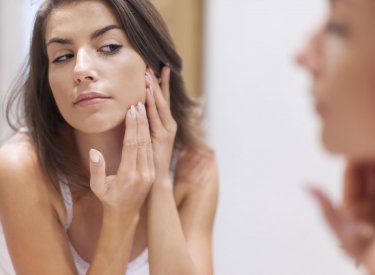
[45,0,146,133]
[297,0,375,160]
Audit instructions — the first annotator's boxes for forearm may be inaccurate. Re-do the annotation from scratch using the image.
[147,181,197,275]
[87,209,139,275]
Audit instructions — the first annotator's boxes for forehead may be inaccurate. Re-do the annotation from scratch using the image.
[45,0,119,40]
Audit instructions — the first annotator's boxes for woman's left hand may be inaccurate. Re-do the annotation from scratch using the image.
[309,162,375,271]
[145,66,177,184]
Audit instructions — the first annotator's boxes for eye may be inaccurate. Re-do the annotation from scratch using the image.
[326,21,348,36]
[51,53,74,64]
[99,44,123,55]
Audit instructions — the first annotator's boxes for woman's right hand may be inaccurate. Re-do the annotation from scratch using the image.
[309,162,375,273]
[88,103,155,214]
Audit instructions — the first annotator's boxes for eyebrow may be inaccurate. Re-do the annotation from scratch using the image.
[46,24,122,47]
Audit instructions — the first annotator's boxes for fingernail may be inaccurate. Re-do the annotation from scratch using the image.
[137,102,146,115]
[89,149,100,163]
[130,105,137,118]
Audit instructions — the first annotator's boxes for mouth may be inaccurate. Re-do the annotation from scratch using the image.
[74,91,112,106]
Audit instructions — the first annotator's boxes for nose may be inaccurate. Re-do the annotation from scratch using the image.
[295,27,324,78]
[73,48,97,84]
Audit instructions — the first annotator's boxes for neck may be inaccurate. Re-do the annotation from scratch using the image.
[74,123,125,176]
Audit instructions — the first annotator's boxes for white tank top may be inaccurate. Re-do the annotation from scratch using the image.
[58,176,150,275]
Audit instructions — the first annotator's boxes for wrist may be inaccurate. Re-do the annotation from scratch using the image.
[153,177,173,188]
[102,205,140,224]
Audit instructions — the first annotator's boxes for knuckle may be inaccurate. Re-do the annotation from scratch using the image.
[137,139,151,149]
[166,120,177,133]
[139,170,156,186]
[126,171,138,183]
[171,121,178,132]
[139,172,151,183]
[150,171,156,183]
[124,138,137,149]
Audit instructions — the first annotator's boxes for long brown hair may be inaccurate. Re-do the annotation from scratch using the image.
[5,0,204,191]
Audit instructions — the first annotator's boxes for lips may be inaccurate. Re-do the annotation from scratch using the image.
[74,91,111,105]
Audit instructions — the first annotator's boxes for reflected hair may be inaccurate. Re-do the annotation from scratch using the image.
[5,0,205,191]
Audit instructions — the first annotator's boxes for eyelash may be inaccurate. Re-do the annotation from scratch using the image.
[51,44,123,64]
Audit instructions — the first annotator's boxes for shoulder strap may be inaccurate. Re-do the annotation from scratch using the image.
[58,176,73,231]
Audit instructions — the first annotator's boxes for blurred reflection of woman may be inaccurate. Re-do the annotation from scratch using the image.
[297,0,375,274]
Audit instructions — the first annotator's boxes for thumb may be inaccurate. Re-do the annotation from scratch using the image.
[89,149,107,196]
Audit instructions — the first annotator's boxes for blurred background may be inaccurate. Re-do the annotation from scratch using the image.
[0,0,362,274]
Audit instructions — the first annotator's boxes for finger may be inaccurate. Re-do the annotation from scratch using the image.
[308,186,343,235]
[118,106,137,176]
[365,164,375,199]
[355,222,375,240]
[145,80,163,131]
[89,149,107,196]
[146,71,174,129]
[341,219,375,260]
[347,199,375,223]
[135,102,152,173]
[149,67,170,104]
[343,162,366,206]
[159,66,171,104]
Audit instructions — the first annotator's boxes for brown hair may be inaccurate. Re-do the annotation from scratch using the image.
[5,0,204,191]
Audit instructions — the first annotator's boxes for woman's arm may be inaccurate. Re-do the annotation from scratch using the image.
[144,67,219,275]
[147,151,219,275]
[0,103,154,275]
[0,142,79,275]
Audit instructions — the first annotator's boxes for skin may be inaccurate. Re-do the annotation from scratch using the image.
[0,1,218,274]
[297,0,375,273]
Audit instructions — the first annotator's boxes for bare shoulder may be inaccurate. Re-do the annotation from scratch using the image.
[174,147,218,185]
[0,133,77,274]
[0,132,63,220]
[173,147,219,207]
[0,133,40,185]
[0,132,38,166]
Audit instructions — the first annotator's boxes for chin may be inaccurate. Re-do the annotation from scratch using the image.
[68,115,125,134]
[321,128,375,161]
[320,126,349,156]
[321,134,341,155]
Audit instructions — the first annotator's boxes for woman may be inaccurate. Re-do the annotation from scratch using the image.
[297,0,375,273]
[0,0,218,274]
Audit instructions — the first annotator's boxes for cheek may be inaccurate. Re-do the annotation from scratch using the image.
[321,57,375,157]
[109,54,146,104]
[48,70,72,110]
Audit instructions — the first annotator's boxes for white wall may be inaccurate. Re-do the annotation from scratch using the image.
[0,0,40,142]
[204,1,362,275]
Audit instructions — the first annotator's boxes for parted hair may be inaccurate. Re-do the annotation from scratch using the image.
[5,0,204,191]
